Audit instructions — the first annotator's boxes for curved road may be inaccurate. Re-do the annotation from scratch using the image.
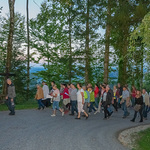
[0,108,149,150]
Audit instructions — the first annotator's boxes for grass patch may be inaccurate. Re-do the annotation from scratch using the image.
[134,128,150,150]
[0,100,38,111]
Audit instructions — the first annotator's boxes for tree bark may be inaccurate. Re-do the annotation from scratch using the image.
[103,0,111,84]
[68,5,72,83]
[85,0,90,84]
[3,0,15,96]
[26,0,30,101]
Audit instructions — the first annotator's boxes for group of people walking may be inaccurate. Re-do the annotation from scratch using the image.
[34,81,150,122]
[5,78,150,123]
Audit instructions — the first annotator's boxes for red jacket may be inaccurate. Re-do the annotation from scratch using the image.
[94,87,99,98]
[60,87,70,99]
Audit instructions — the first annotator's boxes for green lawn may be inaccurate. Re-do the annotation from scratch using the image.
[0,100,38,111]
[134,128,150,150]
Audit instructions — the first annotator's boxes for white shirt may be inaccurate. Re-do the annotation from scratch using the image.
[43,85,49,99]
[77,88,84,102]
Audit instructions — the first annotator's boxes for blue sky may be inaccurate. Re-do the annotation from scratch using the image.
[1,0,43,18]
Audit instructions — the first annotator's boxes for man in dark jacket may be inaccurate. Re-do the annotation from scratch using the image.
[102,85,112,119]
[6,79,16,115]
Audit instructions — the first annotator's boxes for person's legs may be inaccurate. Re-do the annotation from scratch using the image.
[131,111,137,121]
[77,102,81,118]
[132,97,135,107]
[83,102,88,113]
[37,100,41,109]
[139,108,143,122]
[95,97,98,108]
[71,101,76,115]
[143,104,148,119]
[122,101,128,117]
[92,102,96,112]
[113,99,118,111]
[8,97,15,114]
[104,105,107,118]
[39,99,45,108]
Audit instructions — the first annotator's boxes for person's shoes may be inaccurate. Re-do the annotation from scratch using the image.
[127,112,130,116]
[86,115,89,120]
[130,119,135,122]
[42,106,45,110]
[9,113,15,115]
[103,117,108,120]
[62,112,64,116]
[139,120,143,123]
[51,114,56,117]
[122,116,127,119]
[75,117,80,119]
[94,111,98,115]
[69,114,74,116]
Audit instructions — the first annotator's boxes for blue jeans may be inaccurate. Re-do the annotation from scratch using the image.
[89,102,96,112]
[143,104,149,118]
[122,101,129,117]
[53,101,60,110]
[71,100,78,115]
[6,97,15,114]
[95,97,99,108]
[37,99,45,109]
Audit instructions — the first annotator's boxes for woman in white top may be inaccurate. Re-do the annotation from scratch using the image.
[76,83,89,119]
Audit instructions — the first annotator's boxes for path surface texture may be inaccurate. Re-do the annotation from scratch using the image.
[0,108,150,150]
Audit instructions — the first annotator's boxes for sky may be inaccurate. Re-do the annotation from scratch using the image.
[1,0,43,18]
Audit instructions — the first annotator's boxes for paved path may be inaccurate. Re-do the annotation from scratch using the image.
[0,108,150,150]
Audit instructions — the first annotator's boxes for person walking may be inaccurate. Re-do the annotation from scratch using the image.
[131,86,136,107]
[35,84,45,110]
[120,86,130,118]
[95,84,106,114]
[42,81,50,107]
[51,85,64,117]
[101,85,112,119]
[142,89,150,120]
[88,86,96,114]
[117,83,123,108]
[113,85,119,112]
[5,79,16,115]
[82,86,90,114]
[94,84,99,109]
[130,90,143,122]
[60,84,70,114]
[76,83,89,119]
[69,84,78,116]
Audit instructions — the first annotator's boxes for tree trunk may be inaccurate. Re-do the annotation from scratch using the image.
[140,45,144,90]
[3,0,15,96]
[103,0,111,84]
[68,5,72,83]
[85,0,90,84]
[26,0,30,101]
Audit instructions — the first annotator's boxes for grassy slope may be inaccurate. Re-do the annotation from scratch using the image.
[135,128,150,150]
